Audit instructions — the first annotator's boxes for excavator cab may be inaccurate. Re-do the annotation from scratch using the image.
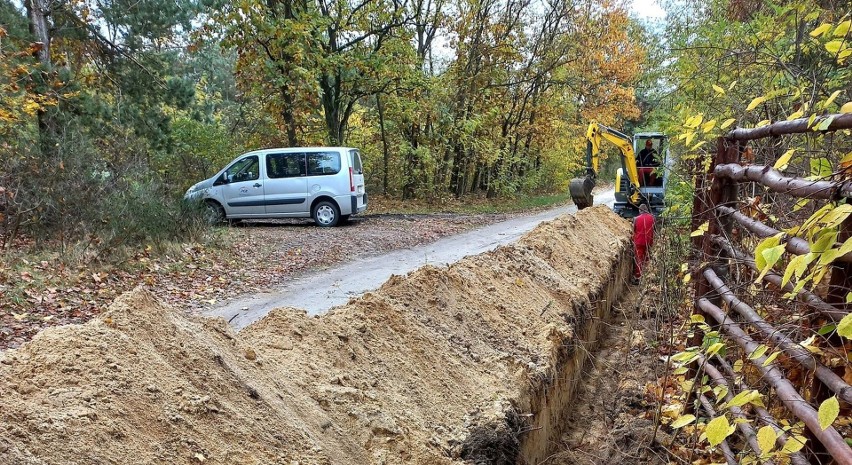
[569,122,668,218]
[613,133,668,218]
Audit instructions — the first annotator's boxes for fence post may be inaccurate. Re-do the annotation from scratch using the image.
[693,138,741,326]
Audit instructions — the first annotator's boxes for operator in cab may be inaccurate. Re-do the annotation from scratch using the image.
[638,140,659,186]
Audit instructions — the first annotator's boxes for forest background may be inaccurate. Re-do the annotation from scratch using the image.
[0,0,848,252]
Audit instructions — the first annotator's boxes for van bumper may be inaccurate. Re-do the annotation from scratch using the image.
[350,193,367,214]
[337,193,367,215]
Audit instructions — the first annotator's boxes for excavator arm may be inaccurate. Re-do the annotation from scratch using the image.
[569,121,642,209]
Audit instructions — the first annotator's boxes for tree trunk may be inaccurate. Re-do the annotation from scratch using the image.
[320,74,341,145]
[281,88,299,146]
[26,0,50,66]
[26,0,54,154]
[377,95,390,195]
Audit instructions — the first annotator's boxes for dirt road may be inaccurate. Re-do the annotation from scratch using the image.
[206,189,615,329]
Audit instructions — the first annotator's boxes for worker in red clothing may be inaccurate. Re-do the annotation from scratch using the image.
[633,203,655,283]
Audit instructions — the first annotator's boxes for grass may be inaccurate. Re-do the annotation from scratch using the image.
[367,192,572,215]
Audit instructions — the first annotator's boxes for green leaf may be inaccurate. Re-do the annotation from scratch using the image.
[773,149,795,170]
[818,323,836,336]
[808,113,819,128]
[713,385,729,403]
[691,141,708,151]
[756,245,786,282]
[705,415,734,446]
[811,229,839,254]
[816,115,837,131]
[756,425,777,455]
[671,350,699,363]
[786,109,804,121]
[793,198,810,212]
[684,114,704,129]
[826,40,844,54]
[720,118,736,129]
[810,157,833,177]
[837,313,852,338]
[810,23,832,37]
[762,244,786,267]
[749,345,768,360]
[835,20,851,37]
[782,254,810,288]
[819,204,852,229]
[706,342,725,356]
[762,351,780,366]
[818,249,841,266]
[754,233,784,270]
[839,236,852,257]
[746,96,768,111]
[712,84,725,94]
[671,414,696,428]
[726,389,762,408]
[818,396,839,430]
[781,435,807,454]
[824,90,842,108]
[691,222,709,237]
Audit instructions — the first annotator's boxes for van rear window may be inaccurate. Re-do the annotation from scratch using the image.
[349,150,363,175]
[307,152,341,176]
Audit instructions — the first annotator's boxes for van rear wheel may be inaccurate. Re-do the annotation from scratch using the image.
[312,200,340,227]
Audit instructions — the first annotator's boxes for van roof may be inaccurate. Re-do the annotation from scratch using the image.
[247,147,357,154]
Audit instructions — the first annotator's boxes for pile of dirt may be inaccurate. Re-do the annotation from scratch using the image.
[0,206,632,465]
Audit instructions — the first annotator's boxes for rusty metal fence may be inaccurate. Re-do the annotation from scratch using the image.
[690,113,852,464]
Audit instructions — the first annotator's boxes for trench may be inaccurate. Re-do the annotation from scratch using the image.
[458,248,634,465]
[518,249,632,464]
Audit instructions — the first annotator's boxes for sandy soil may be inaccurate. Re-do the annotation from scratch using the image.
[0,206,632,465]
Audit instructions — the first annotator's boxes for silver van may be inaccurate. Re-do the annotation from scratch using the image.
[185,147,367,227]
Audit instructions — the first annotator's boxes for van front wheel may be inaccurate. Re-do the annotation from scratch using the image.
[204,201,226,225]
[312,201,340,227]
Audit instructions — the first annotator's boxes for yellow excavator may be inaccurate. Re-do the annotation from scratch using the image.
[569,121,667,218]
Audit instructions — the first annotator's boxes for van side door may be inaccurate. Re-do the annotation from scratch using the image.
[264,152,309,214]
[219,155,265,217]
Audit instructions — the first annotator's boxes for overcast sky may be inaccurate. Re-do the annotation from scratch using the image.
[631,0,666,19]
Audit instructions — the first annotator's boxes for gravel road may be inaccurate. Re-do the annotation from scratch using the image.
[206,189,615,329]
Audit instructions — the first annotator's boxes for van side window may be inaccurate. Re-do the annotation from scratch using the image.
[349,150,363,174]
[307,152,341,176]
[267,153,306,178]
[226,156,260,182]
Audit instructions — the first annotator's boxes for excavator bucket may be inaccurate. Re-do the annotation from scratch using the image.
[569,176,594,210]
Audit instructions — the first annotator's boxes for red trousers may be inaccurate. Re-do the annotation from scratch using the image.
[634,242,648,278]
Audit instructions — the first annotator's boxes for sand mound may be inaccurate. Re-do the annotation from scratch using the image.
[0,206,632,465]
